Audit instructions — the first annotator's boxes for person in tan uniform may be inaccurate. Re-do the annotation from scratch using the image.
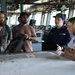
[12,12,37,52]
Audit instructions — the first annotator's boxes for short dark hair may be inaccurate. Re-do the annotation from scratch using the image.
[19,12,30,18]
[68,17,75,24]
[0,11,4,14]
[68,17,75,35]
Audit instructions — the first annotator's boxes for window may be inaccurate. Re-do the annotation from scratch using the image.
[43,13,47,26]
[7,15,19,27]
[64,9,69,19]
[73,9,75,17]
[34,12,42,26]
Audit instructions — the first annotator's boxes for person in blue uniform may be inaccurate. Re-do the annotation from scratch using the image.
[46,13,71,51]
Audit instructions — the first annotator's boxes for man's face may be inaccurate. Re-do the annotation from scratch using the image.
[0,13,5,27]
[67,21,74,34]
[55,17,64,28]
[20,15,28,24]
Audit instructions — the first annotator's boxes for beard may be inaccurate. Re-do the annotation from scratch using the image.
[0,21,5,27]
[21,20,27,24]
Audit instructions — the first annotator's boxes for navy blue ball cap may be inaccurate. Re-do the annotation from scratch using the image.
[53,13,66,20]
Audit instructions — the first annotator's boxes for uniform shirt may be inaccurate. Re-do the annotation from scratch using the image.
[46,25,71,50]
[68,36,75,50]
[12,24,36,52]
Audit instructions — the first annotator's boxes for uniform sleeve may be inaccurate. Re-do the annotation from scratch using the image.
[68,37,74,49]
[62,30,72,49]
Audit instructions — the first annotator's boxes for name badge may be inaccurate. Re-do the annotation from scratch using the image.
[59,33,66,35]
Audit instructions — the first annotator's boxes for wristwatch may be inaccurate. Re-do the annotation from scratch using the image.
[28,37,31,40]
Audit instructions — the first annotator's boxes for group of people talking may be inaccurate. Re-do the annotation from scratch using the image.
[0,11,75,58]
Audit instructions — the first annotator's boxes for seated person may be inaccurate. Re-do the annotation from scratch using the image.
[64,17,75,57]
[12,12,37,53]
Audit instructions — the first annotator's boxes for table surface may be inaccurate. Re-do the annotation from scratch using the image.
[0,51,75,75]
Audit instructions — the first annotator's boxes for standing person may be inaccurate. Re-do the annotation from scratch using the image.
[65,17,75,57]
[46,13,71,52]
[12,12,37,53]
[0,11,12,53]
